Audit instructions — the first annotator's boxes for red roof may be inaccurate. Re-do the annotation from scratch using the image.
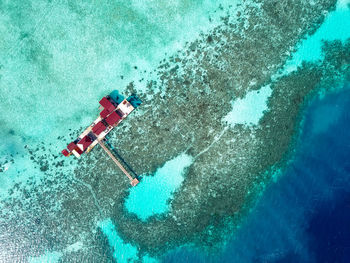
[92,121,107,135]
[75,147,83,154]
[105,111,121,126]
[99,97,116,112]
[67,142,77,151]
[100,109,110,118]
[77,136,93,151]
[61,149,69,156]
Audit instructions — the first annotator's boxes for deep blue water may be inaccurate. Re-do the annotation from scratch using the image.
[162,84,350,263]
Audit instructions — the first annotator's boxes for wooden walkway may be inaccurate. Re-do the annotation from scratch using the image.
[98,140,139,186]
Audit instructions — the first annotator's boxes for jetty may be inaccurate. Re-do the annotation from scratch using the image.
[98,140,139,186]
[61,90,141,186]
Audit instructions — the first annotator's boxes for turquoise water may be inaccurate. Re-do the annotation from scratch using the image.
[0,0,243,200]
[0,0,247,259]
[125,153,193,220]
[98,218,159,262]
[282,0,350,74]
[221,0,350,132]
[0,0,243,145]
[223,85,272,127]
[98,153,194,262]
[98,218,139,263]
[221,0,350,129]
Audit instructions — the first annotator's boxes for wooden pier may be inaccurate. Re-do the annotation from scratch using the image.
[98,140,139,186]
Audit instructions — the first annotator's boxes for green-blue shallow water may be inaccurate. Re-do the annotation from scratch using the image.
[283,0,350,73]
[0,0,243,199]
[98,218,138,263]
[125,153,193,221]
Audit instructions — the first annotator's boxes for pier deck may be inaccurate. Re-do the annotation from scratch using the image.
[61,91,142,187]
[98,140,139,186]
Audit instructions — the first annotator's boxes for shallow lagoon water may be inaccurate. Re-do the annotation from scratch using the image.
[98,219,160,262]
[0,0,244,147]
[98,218,138,263]
[0,0,244,200]
[0,0,248,259]
[283,0,350,73]
[125,153,193,220]
[223,85,272,127]
[221,0,350,129]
